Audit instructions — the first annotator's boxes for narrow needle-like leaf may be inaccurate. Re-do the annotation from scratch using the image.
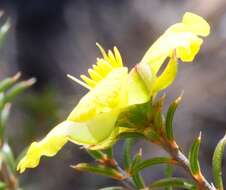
[212,133,226,190]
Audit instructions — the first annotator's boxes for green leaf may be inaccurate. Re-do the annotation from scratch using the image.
[212,133,226,190]
[72,163,123,180]
[129,149,145,188]
[87,150,106,160]
[133,157,173,174]
[165,94,183,140]
[0,103,11,131]
[0,93,5,111]
[132,173,145,189]
[123,138,134,170]
[164,164,173,190]
[104,147,113,158]
[149,177,195,190]
[130,149,142,170]
[4,78,36,103]
[0,18,10,48]
[0,181,6,190]
[188,132,201,175]
[0,73,21,93]
[1,143,15,172]
[99,187,125,190]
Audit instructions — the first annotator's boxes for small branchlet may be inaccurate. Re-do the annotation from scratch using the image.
[0,72,35,190]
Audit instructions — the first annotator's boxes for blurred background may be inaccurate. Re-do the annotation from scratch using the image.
[0,0,226,189]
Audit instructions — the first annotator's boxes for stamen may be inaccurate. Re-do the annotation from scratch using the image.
[67,74,91,90]
[113,46,123,67]
[96,43,108,59]
[80,75,97,88]
[88,69,103,81]
[108,50,117,66]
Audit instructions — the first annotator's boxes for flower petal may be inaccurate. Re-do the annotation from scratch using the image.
[127,68,150,105]
[151,57,177,94]
[68,67,128,122]
[17,121,71,173]
[17,114,120,173]
[140,12,209,77]
[182,12,210,37]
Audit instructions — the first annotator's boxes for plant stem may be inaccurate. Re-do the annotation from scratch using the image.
[113,160,136,190]
[0,161,18,190]
[161,138,215,190]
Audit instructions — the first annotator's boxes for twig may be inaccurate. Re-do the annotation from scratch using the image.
[111,159,136,190]
[160,138,216,190]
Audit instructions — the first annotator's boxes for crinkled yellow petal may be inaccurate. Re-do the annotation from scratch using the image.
[68,67,128,122]
[141,31,203,75]
[17,113,120,173]
[17,121,72,173]
[182,12,210,37]
[168,32,203,62]
[151,57,177,94]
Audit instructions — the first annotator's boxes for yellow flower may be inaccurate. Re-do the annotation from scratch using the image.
[17,44,149,173]
[17,12,210,173]
[138,12,210,94]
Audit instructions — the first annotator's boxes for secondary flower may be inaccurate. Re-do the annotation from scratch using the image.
[17,12,210,173]
[138,12,210,95]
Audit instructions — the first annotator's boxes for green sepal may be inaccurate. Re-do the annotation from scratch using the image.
[118,132,145,139]
[165,94,183,140]
[143,128,160,142]
[149,177,195,190]
[72,163,123,180]
[154,111,164,131]
[188,132,201,175]
[212,133,226,190]
[116,101,153,129]
[132,157,173,174]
